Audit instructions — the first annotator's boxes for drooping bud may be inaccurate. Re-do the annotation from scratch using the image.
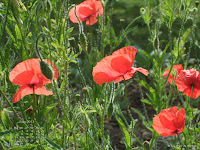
[25,107,33,114]
[69,37,76,49]
[143,141,150,150]
[39,60,54,80]
[75,94,81,101]
[140,7,146,15]
[46,0,52,14]
[82,87,88,92]
[195,1,199,8]
[10,0,23,24]
[80,32,87,51]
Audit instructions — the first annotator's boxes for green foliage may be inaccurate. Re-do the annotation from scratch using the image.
[0,0,200,149]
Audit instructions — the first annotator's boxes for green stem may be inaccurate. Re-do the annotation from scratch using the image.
[123,77,133,121]
[32,86,37,142]
[123,78,144,147]
[177,133,182,150]
[0,88,32,132]
[190,86,197,150]
[72,127,77,150]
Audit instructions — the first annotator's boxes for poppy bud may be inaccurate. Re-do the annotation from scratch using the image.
[39,60,54,80]
[140,7,146,15]
[10,0,22,24]
[25,107,33,114]
[195,1,199,8]
[3,104,8,108]
[69,37,76,49]
[75,94,81,101]
[107,103,113,118]
[143,141,150,150]
[46,0,52,14]
[180,4,184,11]
[80,33,87,51]
[82,87,88,92]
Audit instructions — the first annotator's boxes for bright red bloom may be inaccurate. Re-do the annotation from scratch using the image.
[175,68,200,99]
[9,59,59,103]
[92,46,149,85]
[69,0,103,25]
[162,64,183,84]
[152,106,186,137]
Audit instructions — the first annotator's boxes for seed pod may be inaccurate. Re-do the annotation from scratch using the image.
[39,60,54,80]
[80,32,87,51]
[69,37,76,49]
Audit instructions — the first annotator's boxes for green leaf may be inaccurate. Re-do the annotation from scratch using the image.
[9,144,37,150]
[116,116,131,149]
[0,129,20,137]
[43,103,57,115]
[6,26,15,42]
[45,137,63,150]
[15,24,22,40]
[136,79,156,101]
[48,107,58,130]
[141,99,152,105]
[131,108,145,121]
[1,108,14,128]
[67,27,74,33]
[107,103,113,118]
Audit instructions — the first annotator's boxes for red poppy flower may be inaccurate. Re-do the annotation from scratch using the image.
[152,106,186,137]
[92,46,149,85]
[175,68,200,99]
[69,0,103,25]
[162,64,183,84]
[9,59,59,103]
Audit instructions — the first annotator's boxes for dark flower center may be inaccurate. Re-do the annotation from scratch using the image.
[28,84,35,88]
[174,129,178,134]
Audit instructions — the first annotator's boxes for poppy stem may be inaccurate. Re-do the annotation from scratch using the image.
[36,33,46,61]
[123,77,133,121]
[190,85,197,150]
[176,133,182,149]
[32,85,37,142]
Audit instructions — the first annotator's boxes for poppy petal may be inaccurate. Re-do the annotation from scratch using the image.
[13,85,34,103]
[176,69,200,99]
[132,67,149,76]
[9,59,58,86]
[9,59,42,86]
[174,108,186,129]
[152,115,176,137]
[69,5,89,23]
[86,16,98,25]
[162,64,183,84]
[112,46,137,64]
[13,85,53,103]
[78,4,93,19]
[34,85,53,96]
[114,67,149,83]
[111,55,132,73]
[45,59,59,81]
[93,55,122,85]
[152,106,186,137]
[162,69,173,84]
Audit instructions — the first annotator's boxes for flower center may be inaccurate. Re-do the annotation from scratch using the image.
[174,129,178,134]
[28,84,35,88]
